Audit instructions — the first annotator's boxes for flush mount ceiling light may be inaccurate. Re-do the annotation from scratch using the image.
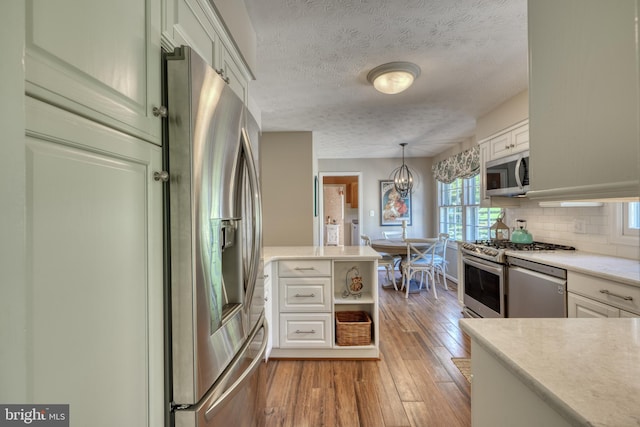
[367,62,421,94]
[391,143,413,197]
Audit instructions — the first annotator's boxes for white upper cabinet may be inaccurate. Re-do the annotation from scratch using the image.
[25,0,162,145]
[161,0,251,103]
[527,0,639,201]
[487,121,529,160]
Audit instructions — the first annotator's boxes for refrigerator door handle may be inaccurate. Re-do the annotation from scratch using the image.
[240,127,262,307]
[204,316,267,422]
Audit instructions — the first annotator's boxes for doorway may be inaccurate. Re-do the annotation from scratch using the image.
[318,172,363,246]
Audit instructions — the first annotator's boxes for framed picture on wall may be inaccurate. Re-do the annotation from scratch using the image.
[380,180,412,226]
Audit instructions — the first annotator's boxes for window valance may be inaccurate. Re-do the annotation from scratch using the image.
[432,146,480,184]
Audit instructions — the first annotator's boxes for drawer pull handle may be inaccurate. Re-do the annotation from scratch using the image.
[599,289,633,301]
[294,329,316,334]
[294,293,316,298]
[294,267,316,271]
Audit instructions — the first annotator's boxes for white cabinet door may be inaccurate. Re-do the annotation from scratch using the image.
[511,123,529,153]
[263,262,273,360]
[25,0,162,144]
[488,123,529,160]
[488,132,512,159]
[25,99,164,427]
[161,0,250,103]
[567,293,619,318]
[528,0,639,200]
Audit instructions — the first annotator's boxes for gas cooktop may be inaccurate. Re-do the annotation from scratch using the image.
[460,240,575,263]
[473,240,576,251]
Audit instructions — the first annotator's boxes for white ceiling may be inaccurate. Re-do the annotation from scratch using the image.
[242,0,528,159]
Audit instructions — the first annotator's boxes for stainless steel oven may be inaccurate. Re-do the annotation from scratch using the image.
[462,255,506,318]
[460,240,575,318]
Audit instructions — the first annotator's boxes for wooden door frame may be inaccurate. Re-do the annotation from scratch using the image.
[318,171,363,246]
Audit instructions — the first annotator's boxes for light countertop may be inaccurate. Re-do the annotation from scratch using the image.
[460,317,640,427]
[263,245,381,263]
[504,250,640,287]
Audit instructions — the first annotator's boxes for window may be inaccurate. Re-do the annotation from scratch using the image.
[610,201,640,245]
[438,175,502,241]
[623,202,640,236]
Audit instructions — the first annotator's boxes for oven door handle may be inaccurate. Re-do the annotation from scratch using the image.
[463,256,504,276]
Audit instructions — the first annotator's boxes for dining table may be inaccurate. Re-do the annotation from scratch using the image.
[370,238,437,290]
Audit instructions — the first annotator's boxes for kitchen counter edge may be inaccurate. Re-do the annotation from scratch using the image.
[460,317,640,427]
[263,245,381,263]
[504,250,640,287]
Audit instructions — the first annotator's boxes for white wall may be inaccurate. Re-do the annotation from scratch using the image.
[260,132,315,246]
[476,89,529,142]
[319,157,436,241]
[504,200,640,260]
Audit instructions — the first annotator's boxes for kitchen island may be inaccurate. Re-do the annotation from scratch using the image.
[263,246,381,359]
[460,318,640,427]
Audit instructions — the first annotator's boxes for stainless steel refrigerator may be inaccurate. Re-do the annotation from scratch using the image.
[163,46,266,427]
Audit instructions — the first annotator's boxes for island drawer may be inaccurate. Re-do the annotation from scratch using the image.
[279,277,331,312]
[278,260,331,277]
[279,313,332,348]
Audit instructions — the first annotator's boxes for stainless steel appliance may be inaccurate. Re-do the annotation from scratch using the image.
[485,150,530,197]
[460,240,574,318]
[163,46,266,427]
[507,257,567,317]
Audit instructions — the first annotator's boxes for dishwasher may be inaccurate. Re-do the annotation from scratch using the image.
[507,257,567,317]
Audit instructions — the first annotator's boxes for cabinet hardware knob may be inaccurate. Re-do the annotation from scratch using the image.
[152,106,168,118]
[215,68,231,84]
[599,289,633,301]
[153,171,169,182]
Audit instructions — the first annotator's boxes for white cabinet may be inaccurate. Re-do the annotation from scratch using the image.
[478,120,528,207]
[276,260,332,349]
[25,0,163,145]
[270,257,379,358]
[488,122,529,159]
[161,0,250,102]
[263,262,273,360]
[527,0,639,201]
[25,98,164,427]
[567,271,640,318]
[567,293,620,318]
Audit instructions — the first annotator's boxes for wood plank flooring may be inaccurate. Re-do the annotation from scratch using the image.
[264,272,471,427]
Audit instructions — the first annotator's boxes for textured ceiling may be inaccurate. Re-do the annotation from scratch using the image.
[242,0,528,159]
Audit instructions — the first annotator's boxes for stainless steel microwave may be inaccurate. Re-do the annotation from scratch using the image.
[485,150,530,197]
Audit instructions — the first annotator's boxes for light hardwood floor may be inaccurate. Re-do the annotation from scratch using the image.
[264,272,471,427]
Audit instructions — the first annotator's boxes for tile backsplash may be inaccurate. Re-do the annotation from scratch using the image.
[505,200,640,260]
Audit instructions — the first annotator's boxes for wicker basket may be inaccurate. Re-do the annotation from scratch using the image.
[335,311,372,346]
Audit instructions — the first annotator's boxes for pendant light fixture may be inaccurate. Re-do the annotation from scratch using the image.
[391,143,413,197]
[367,62,421,95]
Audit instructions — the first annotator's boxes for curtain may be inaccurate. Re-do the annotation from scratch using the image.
[432,145,480,184]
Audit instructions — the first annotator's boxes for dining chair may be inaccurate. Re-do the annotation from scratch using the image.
[400,238,442,299]
[361,234,401,289]
[433,233,450,290]
[382,231,402,239]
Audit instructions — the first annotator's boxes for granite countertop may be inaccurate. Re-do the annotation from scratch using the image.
[504,250,640,287]
[460,318,640,427]
[263,245,381,263]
